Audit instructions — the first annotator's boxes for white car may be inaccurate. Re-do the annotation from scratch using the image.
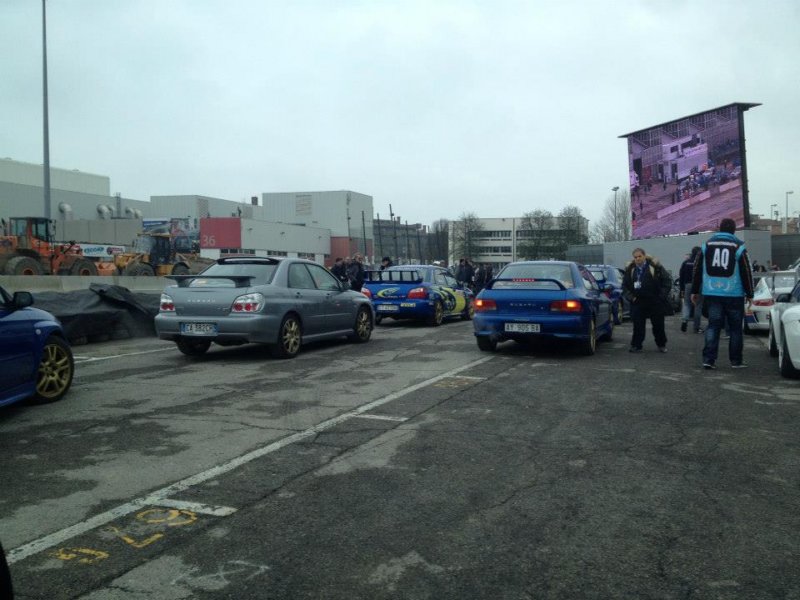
[767,281,800,377]
[746,271,797,332]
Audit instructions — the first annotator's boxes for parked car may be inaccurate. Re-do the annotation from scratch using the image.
[586,264,627,324]
[362,265,474,326]
[472,261,614,355]
[767,279,800,377]
[0,284,74,408]
[745,270,797,333]
[154,256,374,358]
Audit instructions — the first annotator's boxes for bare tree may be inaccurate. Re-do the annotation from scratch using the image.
[590,189,632,243]
[557,205,589,249]
[450,212,484,260]
[429,219,449,263]
[517,209,553,259]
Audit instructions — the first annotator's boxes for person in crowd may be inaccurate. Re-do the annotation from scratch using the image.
[331,257,347,282]
[473,263,486,293]
[379,256,393,271]
[622,247,673,353]
[691,218,754,369]
[455,258,467,285]
[463,259,476,289]
[679,246,703,333]
[347,253,365,293]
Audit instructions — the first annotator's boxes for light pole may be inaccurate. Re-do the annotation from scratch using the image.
[611,186,619,241]
[770,203,778,221]
[42,0,51,220]
[785,191,795,234]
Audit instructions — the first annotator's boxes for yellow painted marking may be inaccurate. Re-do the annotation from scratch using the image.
[54,547,109,564]
[137,507,198,527]
[106,525,165,549]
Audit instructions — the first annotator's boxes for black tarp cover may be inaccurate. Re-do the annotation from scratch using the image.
[31,284,160,344]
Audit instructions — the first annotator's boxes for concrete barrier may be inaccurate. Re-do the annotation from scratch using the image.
[0,275,170,293]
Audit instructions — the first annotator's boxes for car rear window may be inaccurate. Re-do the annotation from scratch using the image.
[588,269,607,282]
[191,263,277,287]
[368,270,424,283]
[493,265,575,289]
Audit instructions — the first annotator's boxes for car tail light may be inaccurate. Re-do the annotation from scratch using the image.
[231,292,264,313]
[160,293,175,312]
[752,298,774,307]
[474,298,497,312]
[361,287,372,299]
[603,289,612,298]
[407,287,428,299]
[550,299,582,312]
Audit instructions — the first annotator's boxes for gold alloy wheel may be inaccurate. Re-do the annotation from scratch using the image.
[36,340,73,400]
[282,318,301,355]
[355,308,371,339]
[433,301,443,325]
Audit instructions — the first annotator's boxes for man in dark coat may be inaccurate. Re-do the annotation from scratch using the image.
[622,247,673,353]
[347,253,365,292]
[330,257,347,282]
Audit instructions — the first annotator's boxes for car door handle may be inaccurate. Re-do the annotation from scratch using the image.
[295,292,302,298]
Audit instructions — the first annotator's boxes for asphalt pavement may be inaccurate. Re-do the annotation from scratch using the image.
[2,316,798,599]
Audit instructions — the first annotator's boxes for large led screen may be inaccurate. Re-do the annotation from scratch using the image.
[622,104,755,238]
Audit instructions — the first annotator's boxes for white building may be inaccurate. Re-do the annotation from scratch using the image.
[449,215,589,269]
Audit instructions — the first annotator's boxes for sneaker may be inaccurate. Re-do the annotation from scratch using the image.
[629,346,643,353]
[702,362,716,370]
[680,321,687,332]
[694,328,704,334]
[722,333,730,339]
[731,363,748,369]
[658,346,667,353]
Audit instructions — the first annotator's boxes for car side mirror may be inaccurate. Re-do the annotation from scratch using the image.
[12,291,34,309]
[775,293,791,303]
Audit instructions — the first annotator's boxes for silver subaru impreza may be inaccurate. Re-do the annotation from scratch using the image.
[155,256,373,358]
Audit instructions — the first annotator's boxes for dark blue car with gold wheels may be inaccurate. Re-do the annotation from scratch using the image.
[363,265,474,326]
[0,285,74,408]
[473,261,613,355]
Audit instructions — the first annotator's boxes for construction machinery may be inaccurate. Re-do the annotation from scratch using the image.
[0,217,116,276]
[113,232,213,276]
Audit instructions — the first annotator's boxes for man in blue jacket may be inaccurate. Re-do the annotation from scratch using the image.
[690,218,754,369]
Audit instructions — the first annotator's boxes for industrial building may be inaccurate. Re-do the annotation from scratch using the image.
[0,158,373,265]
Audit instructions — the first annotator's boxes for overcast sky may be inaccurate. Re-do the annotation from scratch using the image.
[2,1,799,229]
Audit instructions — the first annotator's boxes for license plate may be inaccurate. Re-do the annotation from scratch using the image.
[181,322,217,335]
[505,322,540,333]
[377,304,399,312]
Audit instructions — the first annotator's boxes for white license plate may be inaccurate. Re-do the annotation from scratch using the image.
[181,322,217,335]
[505,322,540,333]
[377,304,399,312]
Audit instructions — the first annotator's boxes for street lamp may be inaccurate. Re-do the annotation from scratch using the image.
[785,191,795,234]
[611,186,619,241]
[770,203,778,221]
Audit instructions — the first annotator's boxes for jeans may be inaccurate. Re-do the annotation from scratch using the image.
[703,296,744,365]
[682,283,701,330]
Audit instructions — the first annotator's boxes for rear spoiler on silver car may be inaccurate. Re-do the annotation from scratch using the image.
[165,275,256,288]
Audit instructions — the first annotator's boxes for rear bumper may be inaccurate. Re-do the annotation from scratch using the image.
[473,312,590,340]
[373,299,433,319]
[154,312,282,344]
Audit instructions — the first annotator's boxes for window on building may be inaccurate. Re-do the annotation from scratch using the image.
[267,250,288,257]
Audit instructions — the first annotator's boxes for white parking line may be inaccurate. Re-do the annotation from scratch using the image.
[7,355,493,565]
[353,414,409,422]
[73,348,174,363]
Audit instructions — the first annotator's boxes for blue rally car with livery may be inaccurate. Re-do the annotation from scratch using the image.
[362,265,474,326]
[472,260,614,355]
